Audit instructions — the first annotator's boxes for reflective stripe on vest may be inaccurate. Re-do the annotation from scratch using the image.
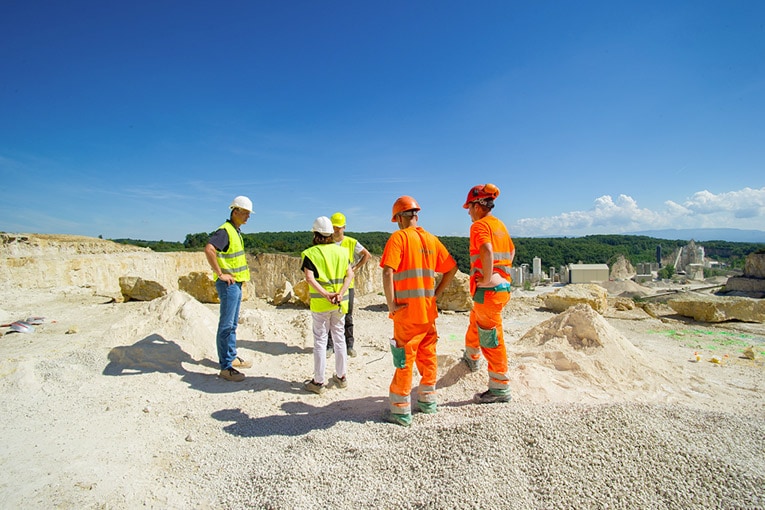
[470,250,514,279]
[393,268,436,299]
[391,233,437,304]
[215,222,250,282]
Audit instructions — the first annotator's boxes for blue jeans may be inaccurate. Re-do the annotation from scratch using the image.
[216,279,242,370]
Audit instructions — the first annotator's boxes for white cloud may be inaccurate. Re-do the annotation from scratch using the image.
[512,187,765,236]
[682,187,765,215]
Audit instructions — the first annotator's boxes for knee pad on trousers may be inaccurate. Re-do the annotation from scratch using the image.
[478,326,499,349]
[390,339,406,369]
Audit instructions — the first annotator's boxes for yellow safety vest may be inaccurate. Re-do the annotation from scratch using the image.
[338,236,359,289]
[214,222,250,282]
[301,244,350,313]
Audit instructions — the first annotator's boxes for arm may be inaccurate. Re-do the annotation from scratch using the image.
[304,268,334,301]
[476,242,494,287]
[434,265,458,300]
[353,247,371,273]
[205,243,235,285]
[382,265,407,316]
[476,242,506,287]
[335,264,355,304]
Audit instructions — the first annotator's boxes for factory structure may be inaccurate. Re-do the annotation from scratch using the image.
[510,239,714,286]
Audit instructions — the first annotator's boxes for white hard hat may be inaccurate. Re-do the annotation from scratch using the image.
[312,216,334,236]
[229,196,253,213]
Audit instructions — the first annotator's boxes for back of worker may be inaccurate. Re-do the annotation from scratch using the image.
[381,196,457,426]
[300,216,354,395]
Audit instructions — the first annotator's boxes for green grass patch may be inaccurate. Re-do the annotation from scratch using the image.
[648,328,765,353]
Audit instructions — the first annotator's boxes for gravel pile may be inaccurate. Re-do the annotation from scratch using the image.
[197,402,764,509]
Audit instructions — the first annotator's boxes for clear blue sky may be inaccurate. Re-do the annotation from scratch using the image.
[1,1,763,241]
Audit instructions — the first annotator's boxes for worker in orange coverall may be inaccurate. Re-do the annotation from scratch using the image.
[381,196,457,426]
[462,183,515,404]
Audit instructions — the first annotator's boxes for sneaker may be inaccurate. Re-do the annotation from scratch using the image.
[384,412,412,427]
[326,347,334,359]
[347,347,357,358]
[304,379,325,395]
[231,356,252,369]
[462,350,481,372]
[219,367,245,382]
[331,374,348,389]
[474,389,511,404]
[417,401,438,414]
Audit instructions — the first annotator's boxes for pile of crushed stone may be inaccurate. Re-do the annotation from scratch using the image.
[508,304,672,402]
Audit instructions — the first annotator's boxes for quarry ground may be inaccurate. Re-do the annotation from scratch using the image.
[0,281,763,508]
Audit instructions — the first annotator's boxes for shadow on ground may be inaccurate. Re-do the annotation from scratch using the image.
[103,334,308,395]
[212,395,388,437]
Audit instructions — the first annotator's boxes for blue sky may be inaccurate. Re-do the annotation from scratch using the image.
[1,1,763,242]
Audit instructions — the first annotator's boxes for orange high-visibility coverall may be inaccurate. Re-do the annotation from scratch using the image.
[465,215,515,393]
[380,226,457,416]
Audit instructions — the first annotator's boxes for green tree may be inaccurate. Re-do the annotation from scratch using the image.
[658,264,675,280]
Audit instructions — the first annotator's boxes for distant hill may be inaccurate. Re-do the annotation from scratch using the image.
[628,228,765,243]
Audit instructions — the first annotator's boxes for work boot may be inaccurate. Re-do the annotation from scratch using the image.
[474,389,511,404]
[219,367,245,382]
[462,350,481,372]
[417,401,437,414]
[304,379,325,395]
[384,412,412,427]
[231,356,252,369]
[347,347,357,358]
[331,374,348,389]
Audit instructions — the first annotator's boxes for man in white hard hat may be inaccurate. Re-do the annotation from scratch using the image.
[204,196,254,382]
[326,211,371,358]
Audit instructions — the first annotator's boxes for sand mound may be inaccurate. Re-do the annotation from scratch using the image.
[509,304,670,402]
[105,291,219,373]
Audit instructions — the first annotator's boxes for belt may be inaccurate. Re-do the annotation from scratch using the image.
[473,282,511,304]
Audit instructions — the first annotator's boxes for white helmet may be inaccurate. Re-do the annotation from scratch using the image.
[312,216,334,236]
[229,196,253,213]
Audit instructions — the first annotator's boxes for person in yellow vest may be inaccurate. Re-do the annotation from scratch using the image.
[204,196,254,382]
[462,183,515,403]
[301,216,355,394]
[326,211,371,358]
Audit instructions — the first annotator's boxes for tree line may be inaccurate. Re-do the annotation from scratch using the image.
[113,232,763,274]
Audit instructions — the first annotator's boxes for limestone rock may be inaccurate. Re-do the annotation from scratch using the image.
[611,298,635,311]
[610,255,636,280]
[543,284,608,314]
[436,271,472,312]
[178,271,219,303]
[1,234,210,295]
[293,280,311,307]
[722,277,765,298]
[0,234,382,301]
[744,252,765,278]
[722,252,765,298]
[667,293,765,323]
[119,276,167,302]
[273,281,295,306]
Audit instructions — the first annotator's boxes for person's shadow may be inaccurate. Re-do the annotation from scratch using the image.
[103,333,309,395]
[238,338,312,356]
[103,333,213,376]
[212,395,388,437]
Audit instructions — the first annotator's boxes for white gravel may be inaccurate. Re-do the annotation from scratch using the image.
[185,402,765,510]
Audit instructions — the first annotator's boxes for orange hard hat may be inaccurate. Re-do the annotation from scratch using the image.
[391,195,421,222]
[463,183,500,209]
